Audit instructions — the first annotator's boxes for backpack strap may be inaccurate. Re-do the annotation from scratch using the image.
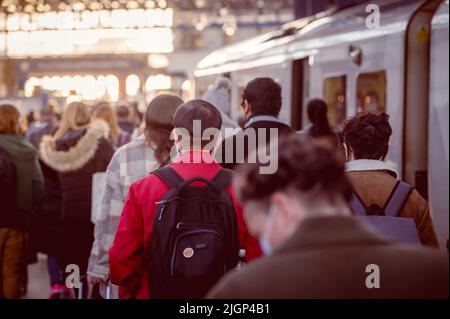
[211,169,234,191]
[384,181,413,217]
[350,191,367,216]
[152,166,183,188]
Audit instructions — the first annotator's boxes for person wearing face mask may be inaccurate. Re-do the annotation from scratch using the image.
[207,135,448,299]
[342,112,438,247]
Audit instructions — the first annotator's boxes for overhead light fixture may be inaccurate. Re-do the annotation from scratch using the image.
[223,16,237,37]
[194,14,208,32]
[147,54,170,69]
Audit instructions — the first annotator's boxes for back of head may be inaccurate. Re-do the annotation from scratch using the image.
[238,135,352,208]
[145,94,184,163]
[93,101,121,141]
[54,101,91,140]
[343,112,392,160]
[243,78,282,117]
[0,104,21,135]
[307,98,332,137]
[173,99,222,151]
[40,103,55,120]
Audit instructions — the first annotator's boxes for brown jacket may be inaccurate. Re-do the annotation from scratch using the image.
[345,160,439,247]
[207,216,448,299]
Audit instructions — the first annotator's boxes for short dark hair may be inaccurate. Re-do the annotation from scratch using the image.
[173,99,222,149]
[242,78,282,117]
[237,135,352,205]
[342,112,392,160]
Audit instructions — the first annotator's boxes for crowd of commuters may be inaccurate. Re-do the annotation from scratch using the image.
[0,77,448,300]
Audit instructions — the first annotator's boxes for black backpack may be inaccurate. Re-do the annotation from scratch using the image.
[149,166,239,299]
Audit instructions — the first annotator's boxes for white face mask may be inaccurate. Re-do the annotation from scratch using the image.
[259,205,276,256]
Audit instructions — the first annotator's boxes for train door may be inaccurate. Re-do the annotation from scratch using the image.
[307,46,353,132]
[428,0,449,249]
[291,58,309,131]
[403,0,444,198]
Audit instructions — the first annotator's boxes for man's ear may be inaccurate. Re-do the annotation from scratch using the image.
[244,100,252,116]
[270,192,294,222]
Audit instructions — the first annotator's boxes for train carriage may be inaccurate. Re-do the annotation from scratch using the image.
[195,0,449,248]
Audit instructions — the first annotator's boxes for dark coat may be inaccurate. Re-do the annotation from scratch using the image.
[216,117,293,170]
[207,216,448,299]
[39,122,114,271]
[0,149,20,229]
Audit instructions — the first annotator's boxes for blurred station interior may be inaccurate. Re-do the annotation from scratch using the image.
[0,0,448,299]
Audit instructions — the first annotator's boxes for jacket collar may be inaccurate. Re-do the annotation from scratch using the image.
[345,159,398,178]
[244,115,285,129]
[176,150,218,164]
[274,216,392,255]
[40,120,109,172]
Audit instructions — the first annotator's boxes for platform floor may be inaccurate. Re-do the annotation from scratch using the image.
[23,254,51,299]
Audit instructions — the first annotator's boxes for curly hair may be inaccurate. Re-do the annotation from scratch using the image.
[342,112,392,160]
[237,135,352,205]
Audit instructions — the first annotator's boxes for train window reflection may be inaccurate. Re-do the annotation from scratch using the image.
[356,71,387,113]
[323,75,346,127]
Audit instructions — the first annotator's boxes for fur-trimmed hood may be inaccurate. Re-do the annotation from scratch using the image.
[40,120,110,172]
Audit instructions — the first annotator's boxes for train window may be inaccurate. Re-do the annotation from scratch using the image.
[323,75,346,127]
[356,71,387,113]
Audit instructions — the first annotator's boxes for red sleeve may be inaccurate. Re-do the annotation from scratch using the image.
[228,187,263,262]
[109,184,145,298]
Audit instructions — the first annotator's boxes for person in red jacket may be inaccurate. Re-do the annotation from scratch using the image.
[109,99,262,299]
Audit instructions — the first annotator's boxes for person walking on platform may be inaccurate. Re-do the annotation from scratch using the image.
[0,104,44,299]
[39,101,114,298]
[342,112,439,247]
[215,78,293,170]
[109,99,262,299]
[87,95,184,299]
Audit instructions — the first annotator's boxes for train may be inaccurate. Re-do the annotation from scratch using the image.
[194,0,449,248]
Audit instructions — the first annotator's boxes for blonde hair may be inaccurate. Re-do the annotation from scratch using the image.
[54,102,91,140]
[0,104,22,135]
[93,102,122,143]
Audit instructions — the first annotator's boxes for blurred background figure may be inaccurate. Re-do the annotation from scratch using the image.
[87,94,184,299]
[300,98,339,149]
[115,104,135,136]
[0,104,44,299]
[216,77,293,170]
[26,102,59,150]
[202,77,240,139]
[93,102,131,148]
[39,101,114,298]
